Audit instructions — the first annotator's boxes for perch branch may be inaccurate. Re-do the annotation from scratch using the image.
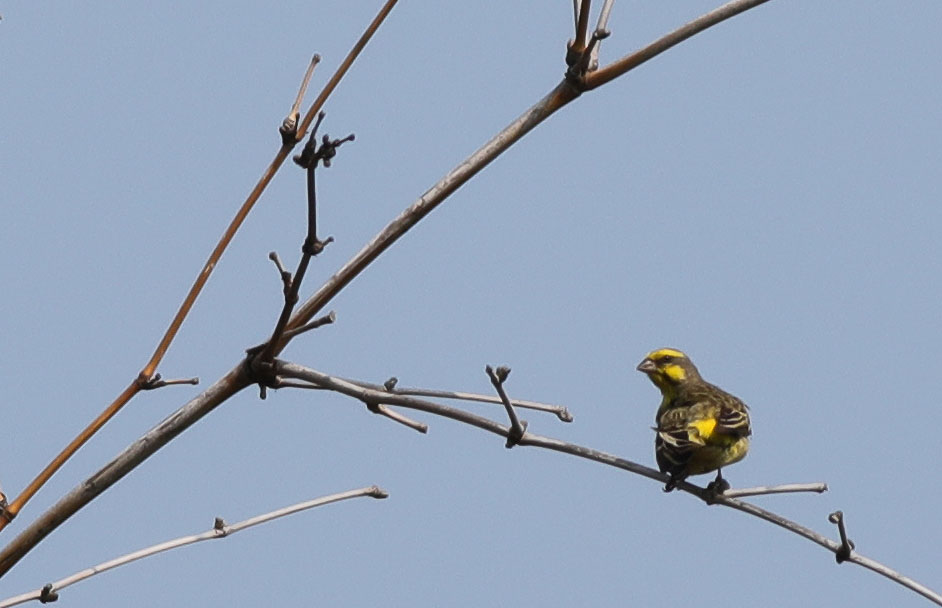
[274,360,942,606]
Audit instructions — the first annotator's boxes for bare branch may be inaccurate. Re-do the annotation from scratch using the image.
[294,0,399,140]
[829,510,855,563]
[485,365,527,447]
[721,483,828,499]
[366,403,429,434]
[586,0,773,89]
[0,368,253,576]
[596,0,614,36]
[0,486,386,608]
[280,54,321,144]
[274,360,942,606]
[358,379,573,422]
[139,374,200,390]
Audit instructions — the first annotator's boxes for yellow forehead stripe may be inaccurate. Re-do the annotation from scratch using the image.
[647,348,687,360]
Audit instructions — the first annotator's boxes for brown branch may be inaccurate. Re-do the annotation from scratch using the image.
[0,367,253,576]
[0,2,398,533]
[585,0,773,89]
[294,0,399,141]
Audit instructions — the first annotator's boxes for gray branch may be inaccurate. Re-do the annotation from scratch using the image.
[0,486,386,608]
[276,360,942,606]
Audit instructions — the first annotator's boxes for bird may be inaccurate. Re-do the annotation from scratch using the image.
[636,348,751,493]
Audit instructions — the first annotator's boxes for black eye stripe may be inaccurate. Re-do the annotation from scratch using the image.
[660,355,674,364]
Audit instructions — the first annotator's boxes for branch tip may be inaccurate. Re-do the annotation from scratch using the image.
[368,486,390,499]
[556,408,574,423]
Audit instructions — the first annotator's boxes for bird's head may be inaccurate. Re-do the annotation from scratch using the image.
[636,348,702,392]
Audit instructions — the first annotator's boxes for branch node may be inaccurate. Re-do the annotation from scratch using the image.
[280,113,300,146]
[39,583,59,604]
[302,235,334,257]
[214,517,228,535]
[384,377,399,391]
[0,502,14,524]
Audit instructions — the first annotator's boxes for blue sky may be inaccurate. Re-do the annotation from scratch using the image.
[2,2,941,606]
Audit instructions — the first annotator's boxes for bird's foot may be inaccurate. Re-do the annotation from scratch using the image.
[704,470,730,503]
[662,475,681,493]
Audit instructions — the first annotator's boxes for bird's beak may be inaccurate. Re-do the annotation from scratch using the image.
[636,358,657,374]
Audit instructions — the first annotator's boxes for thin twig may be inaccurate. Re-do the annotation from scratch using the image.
[829,510,855,563]
[367,403,429,434]
[596,0,614,35]
[367,380,572,422]
[574,0,592,54]
[255,117,336,370]
[281,54,321,143]
[0,486,387,608]
[586,0,772,89]
[721,483,828,499]
[280,311,337,342]
[139,375,200,390]
[485,365,527,447]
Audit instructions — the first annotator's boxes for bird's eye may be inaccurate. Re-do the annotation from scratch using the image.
[660,355,673,364]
